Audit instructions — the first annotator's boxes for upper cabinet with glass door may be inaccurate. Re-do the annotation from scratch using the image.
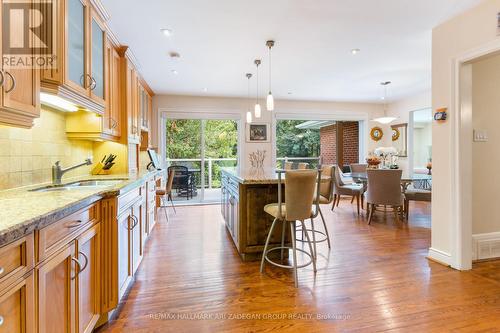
[40,0,107,114]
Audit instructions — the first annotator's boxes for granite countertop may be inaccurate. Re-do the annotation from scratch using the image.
[0,170,163,247]
[221,167,331,185]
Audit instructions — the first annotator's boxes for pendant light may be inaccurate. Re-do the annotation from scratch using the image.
[254,59,262,118]
[266,40,275,111]
[246,73,253,123]
[372,81,397,124]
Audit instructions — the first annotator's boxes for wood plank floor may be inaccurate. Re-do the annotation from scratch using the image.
[99,199,500,332]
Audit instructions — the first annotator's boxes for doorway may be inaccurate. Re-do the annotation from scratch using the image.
[164,117,239,204]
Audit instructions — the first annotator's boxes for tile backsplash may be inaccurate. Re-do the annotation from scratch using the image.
[0,107,93,190]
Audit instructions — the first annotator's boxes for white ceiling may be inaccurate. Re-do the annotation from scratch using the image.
[102,0,482,103]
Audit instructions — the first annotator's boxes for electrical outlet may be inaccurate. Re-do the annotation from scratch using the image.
[473,129,488,142]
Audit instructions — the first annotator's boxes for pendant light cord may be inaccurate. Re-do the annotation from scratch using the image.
[268,47,272,93]
[256,62,259,104]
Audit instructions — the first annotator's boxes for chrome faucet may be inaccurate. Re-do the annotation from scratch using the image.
[52,158,93,185]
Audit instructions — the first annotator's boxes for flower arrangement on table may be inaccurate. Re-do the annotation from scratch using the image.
[426,161,432,175]
[374,147,399,169]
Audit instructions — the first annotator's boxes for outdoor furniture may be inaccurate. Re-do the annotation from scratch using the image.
[168,165,195,200]
[157,169,176,221]
[260,169,321,287]
[284,162,293,170]
[332,166,364,214]
[365,169,404,225]
[404,188,431,220]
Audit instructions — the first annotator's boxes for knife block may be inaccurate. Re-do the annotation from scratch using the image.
[91,162,111,175]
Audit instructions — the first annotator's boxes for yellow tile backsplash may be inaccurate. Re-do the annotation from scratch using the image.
[0,107,94,190]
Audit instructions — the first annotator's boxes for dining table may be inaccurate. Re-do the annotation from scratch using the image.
[343,171,432,191]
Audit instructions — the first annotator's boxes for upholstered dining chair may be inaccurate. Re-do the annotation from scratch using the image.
[365,169,404,225]
[156,169,176,221]
[284,161,293,170]
[350,163,368,173]
[297,162,309,170]
[331,166,363,215]
[260,169,321,287]
[404,188,431,220]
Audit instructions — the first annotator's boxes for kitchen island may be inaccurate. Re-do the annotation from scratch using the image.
[220,167,289,261]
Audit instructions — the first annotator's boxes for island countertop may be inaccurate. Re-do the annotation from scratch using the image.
[220,167,331,185]
[0,170,163,247]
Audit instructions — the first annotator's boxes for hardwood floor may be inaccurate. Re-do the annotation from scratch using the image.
[99,199,500,332]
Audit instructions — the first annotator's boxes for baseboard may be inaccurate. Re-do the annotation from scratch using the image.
[472,232,500,261]
[427,247,452,267]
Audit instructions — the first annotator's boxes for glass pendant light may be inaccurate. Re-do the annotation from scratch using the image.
[254,59,262,118]
[372,81,397,124]
[266,40,275,111]
[246,73,253,123]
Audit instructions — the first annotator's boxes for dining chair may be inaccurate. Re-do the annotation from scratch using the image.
[298,162,309,169]
[260,169,321,287]
[350,163,368,173]
[365,169,404,224]
[404,187,431,220]
[331,166,363,215]
[157,169,176,221]
[284,161,293,170]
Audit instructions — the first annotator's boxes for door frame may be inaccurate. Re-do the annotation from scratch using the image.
[159,109,242,202]
[450,39,500,270]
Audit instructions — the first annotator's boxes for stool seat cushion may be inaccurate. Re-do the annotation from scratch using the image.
[264,203,314,220]
[156,189,167,195]
[313,195,330,204]
[405,189,431,202]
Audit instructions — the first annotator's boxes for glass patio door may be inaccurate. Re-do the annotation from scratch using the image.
[166,118,238,203]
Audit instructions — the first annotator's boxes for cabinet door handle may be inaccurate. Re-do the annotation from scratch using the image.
[0,70,5,87]
[127,215,139,230]
[65,220,83,228]
[111,118,117,129]
[71,256,82,280]
[77,251,89,273]
[89,76,97,91]
[4,72,15,93]
[0,267,4,276]
[0,315,3,326]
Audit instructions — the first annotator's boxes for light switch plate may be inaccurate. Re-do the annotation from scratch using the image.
[474,129,488,142]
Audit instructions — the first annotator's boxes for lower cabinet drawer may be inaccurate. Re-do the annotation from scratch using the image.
[0,235,34,290]
[37,203,99,262]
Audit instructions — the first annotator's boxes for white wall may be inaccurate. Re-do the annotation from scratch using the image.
[471,53,500,234]
[153,94,387,169]
[413,121,432,169]
[432,0,500,264]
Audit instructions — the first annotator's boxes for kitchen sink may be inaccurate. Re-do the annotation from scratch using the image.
[30,179,126,192]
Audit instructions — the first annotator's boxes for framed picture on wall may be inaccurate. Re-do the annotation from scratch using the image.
[246,123,270,142]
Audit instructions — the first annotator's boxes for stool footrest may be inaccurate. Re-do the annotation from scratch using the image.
[295,228,328,244]
[264,247,313,269]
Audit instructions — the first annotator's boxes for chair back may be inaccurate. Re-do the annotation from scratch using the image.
[166,169,175,192]
[333,165,345,187]
[319,165,334,201]
[168,165,189,186]
[297,162,309,170]
[284,161,293,170]
[350,163,368,173]
[281,170,318,221]
[366,169,403,206]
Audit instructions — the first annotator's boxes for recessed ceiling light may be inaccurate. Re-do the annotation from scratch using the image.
[351,48,360,55]
[171,70,178,75]
[203,88,208,92]
[287,92,292,95]
[161,28,173,37]
[381,96,385,100]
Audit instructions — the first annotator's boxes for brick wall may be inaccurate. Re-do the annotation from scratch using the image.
[342,122,359,165]
[319,122,359,166]
[320,125,337,165]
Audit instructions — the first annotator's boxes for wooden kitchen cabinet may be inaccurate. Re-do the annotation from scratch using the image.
[75,224,100,333]
[41,0,107,114]
[0,0,40,128]
[37,242,77,333]
[0,273,35,333]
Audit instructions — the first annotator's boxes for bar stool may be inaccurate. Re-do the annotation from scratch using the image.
[260,169,322,287]
[296,165,333,259]
[156,169,176,221]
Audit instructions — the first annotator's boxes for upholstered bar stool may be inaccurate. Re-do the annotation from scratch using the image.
[156,169,176,221]
[260,169,321,287]
[296,165,333,258]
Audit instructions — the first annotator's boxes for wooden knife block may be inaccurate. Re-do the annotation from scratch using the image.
[91,162,111,175]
